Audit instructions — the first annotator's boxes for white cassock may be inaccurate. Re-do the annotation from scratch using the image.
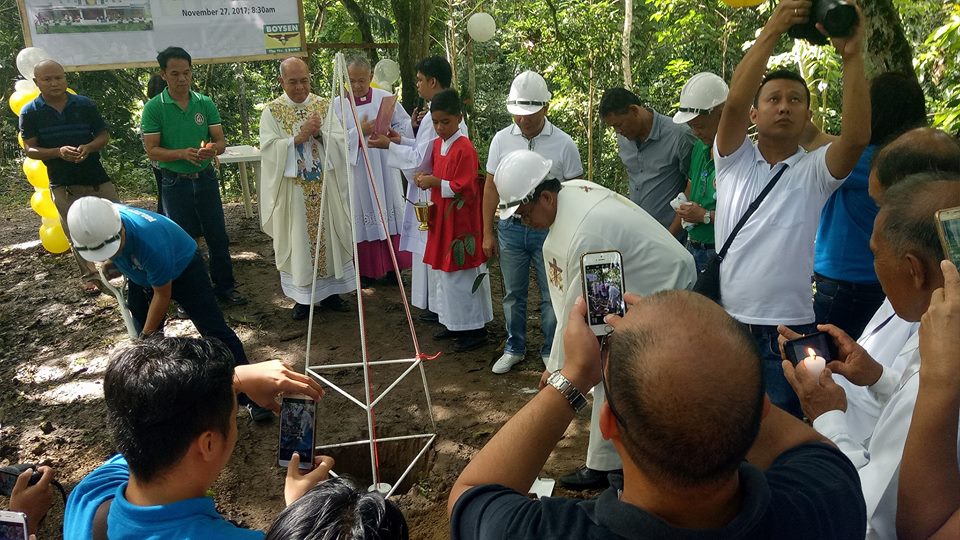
[259,92,356,304]
[387,110,468,310]
[543,180,696,471]
[332,88,413,278]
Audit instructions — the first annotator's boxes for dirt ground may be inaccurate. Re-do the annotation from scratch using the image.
[0,198,602,539]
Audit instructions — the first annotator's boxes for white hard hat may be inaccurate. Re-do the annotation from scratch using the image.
[673,72,729,124]
[67,197,122,262]
[494,150,553,219]
[506,71,551,116]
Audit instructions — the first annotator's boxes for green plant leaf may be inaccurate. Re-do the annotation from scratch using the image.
[471,272,488,293]
[464,234,476,256]
[452,240,465,267]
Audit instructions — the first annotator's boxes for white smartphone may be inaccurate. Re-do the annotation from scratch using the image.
[278,395,317,471]
[580,250,626,336]
[0,510,28,540]
[936,206,960,269]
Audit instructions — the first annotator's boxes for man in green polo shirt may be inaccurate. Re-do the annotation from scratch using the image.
[670,72,728,272]
[142,46,246,305]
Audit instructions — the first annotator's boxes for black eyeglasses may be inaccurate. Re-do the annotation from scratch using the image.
[600,331,628,430]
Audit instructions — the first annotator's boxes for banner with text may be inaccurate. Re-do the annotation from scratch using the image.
[18,0,304,70]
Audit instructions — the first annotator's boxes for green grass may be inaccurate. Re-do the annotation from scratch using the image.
[37,22,152,34]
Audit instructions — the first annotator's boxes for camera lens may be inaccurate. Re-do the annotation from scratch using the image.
[817,0,858,37]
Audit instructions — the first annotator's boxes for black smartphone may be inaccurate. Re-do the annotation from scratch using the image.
[784,331,838,365]
[580,250,626,336]
[278,395,317,470]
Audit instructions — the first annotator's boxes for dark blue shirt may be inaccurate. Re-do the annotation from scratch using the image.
[815,146,879,283]
[19,93,110,188]
[451,443,866,539]
[112,206,197,288]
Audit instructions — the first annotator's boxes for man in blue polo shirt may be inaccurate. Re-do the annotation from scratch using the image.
[20,59,118,291]
[66,196,273,422]
[142,46,246,306]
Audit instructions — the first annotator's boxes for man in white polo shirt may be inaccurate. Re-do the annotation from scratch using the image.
[482,71,584,374]
[713,0,869,417]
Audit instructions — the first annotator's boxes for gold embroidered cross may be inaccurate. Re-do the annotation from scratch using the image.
[548,258,563,290]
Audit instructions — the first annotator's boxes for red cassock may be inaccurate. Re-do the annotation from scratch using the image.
[422,136,487,272]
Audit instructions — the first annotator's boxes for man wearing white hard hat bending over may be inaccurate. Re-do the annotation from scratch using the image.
[669,72,729,272]
[494,149,696,490]
[482,71,583,375]
[66,197,274,422]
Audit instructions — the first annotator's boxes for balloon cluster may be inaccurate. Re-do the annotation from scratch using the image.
[371,59,400,91]
[9,47,71,254]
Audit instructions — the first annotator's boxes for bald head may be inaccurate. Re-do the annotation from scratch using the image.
[33,60,67,101]
[607,290,763,487]
[279,57,311,103]
[870,127,960,203]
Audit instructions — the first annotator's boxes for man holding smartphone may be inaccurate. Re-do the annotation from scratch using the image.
[493,149,695,490]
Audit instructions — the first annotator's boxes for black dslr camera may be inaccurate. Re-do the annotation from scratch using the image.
[788,0,858,45]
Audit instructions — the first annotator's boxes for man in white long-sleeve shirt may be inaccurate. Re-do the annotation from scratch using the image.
[369,56,466,318]
[783,172,960,540]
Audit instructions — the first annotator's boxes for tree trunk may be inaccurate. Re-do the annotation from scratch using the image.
[341,0,380,65]
[621,0,633,89]
[860,0,917,80]
[391,0,435,111]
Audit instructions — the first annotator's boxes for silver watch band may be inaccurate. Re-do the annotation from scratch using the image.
[547,371,587,413]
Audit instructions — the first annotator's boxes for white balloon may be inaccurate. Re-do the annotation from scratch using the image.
[467,12,496,42]
[16,47,52,80]
[14,79,38,93]
[373,59,401,85]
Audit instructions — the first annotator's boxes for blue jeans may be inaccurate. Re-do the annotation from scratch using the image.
[813,274,886,340]
[498,218,557,357]
[685,240,716,274]
[160,167,236,295]
[126,253,248,367]
[746,322,816,418]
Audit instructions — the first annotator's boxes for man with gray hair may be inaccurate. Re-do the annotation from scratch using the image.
[783,171,960,540]
[332,56,413,285]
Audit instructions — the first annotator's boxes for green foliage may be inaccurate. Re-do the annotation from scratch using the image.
[913,2,960,134]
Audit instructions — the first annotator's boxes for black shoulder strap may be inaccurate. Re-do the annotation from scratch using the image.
[92,497,113,540]
[716,164,788,260]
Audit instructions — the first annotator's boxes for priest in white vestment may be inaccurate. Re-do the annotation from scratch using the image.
[331,56,413,283]
[259,57,357,320]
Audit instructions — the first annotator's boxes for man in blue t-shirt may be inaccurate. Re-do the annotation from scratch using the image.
[66,196,273,422]
[448,289,866,539]
[63,338,330,540]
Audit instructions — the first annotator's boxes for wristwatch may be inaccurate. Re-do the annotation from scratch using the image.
[703,210,711,225]
[546,371,587,413]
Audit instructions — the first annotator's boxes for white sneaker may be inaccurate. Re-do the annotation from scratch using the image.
[492,352,524,374]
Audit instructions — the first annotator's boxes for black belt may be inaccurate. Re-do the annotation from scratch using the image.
[163,166,209,180]
[687,239,715,250]
[814,273,883,292]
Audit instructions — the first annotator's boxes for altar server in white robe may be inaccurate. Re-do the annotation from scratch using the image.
[332,56,413,283]
[259,57,356,320]
[369,55,466,319]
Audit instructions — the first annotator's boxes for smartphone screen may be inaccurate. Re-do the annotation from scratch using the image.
[0,511,28,540]
[784,331,836,365]
[278,396,316,470]
[936,206,960,268]
[581,251,626,335]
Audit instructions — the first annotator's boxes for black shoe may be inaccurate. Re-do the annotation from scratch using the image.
[291,303,311,321]
[558,466,621,490]
[360,276,376,288]
[245,402,274,423]
[418,310,439,322]
[175,303,188,319]
[217,289,248,306]
[433,328,462,340]
[319,295,349,312]
[454,330,488,352]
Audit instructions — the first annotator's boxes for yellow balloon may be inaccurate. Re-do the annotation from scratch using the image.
[41,216,59,227]
[22,158,49,189]
[722,0,764,6]
[8,88,40,115]
[67,88,76,95]
[370,81,382,90]
[39,222,70,254]
[17,132,24,149]
[30,188,59,219]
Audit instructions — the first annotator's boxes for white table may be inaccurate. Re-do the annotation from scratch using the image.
[218,145,261,218]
